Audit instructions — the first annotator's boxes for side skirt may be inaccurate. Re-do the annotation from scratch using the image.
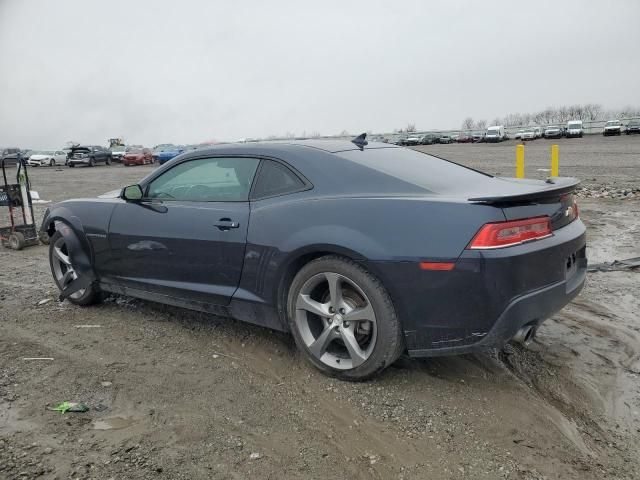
[98,282,288,332]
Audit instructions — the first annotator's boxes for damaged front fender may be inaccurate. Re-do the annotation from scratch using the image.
[44,206,97,300]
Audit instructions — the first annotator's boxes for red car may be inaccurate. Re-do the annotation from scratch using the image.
[122,148,153,166]
[457,133,473,143]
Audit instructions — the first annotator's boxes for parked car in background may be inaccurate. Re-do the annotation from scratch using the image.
[534,127,543,138]
[419,134,437,145]
[544,125,563,139]
[404,135,422,146]
[122,148,154,166]
[67,145,112,167]
[438,134,453,144]
[626,119,640,134]
[110,145,127,162]
[485,125,506,143]
[41,139,586,380]
[603,120,623,136]
[472,131,486,143]
[153,145,185,165]
[450,133,460,142]
[0,148,23,166]
[456,133,473,143]
[514,129,525,140]
[522,128,536,141]
[566,120,583,138]
[27,150,68,167]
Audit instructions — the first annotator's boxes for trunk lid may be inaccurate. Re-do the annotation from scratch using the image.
[468,177,579,231]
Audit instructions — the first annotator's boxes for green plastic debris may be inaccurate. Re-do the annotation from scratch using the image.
[47,402,90,414]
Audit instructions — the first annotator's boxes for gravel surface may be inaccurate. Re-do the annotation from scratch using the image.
[1,136,639,479]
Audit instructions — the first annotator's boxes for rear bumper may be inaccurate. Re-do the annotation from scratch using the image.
[407,264,585,357]
[367,218,587,357]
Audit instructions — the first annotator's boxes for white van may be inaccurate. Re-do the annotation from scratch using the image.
[485,125,505,143]
[566,120,583,138]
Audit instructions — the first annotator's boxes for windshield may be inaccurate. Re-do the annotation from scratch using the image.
[568,123,581,128]
[487,129,499,135]
[111,146,126,152]
[126,148,143,154]
[546,126,558,130]
[606,121,620,126]
[524,129,534,134]
[629,121,640,126]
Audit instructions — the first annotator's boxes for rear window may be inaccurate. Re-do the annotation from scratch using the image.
[336,148,492,194]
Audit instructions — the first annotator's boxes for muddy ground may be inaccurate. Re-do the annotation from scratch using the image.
[1,135,639,479]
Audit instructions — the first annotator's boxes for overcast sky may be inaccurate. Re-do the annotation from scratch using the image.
[1,0,639,148]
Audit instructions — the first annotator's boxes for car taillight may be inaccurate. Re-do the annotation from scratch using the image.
[467,216,552,249]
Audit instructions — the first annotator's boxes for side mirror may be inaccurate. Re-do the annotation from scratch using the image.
[122,184,143,201]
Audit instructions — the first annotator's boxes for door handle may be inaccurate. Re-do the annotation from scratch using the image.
[214,218,239,230]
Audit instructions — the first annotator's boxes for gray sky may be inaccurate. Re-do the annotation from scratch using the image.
[1,0,639,148]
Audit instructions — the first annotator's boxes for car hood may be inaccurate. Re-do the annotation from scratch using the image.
[98,189,121,199]
[29,154,52,160]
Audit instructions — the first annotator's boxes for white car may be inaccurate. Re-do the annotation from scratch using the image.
[514,129,525,139]
[566,120,583,138]
[522,128,536,140]
[27,150,68,167]
[485,125,506,143]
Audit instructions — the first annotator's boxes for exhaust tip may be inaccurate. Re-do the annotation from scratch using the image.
[512,325,537,346]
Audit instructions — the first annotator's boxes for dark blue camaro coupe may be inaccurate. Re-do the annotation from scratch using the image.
[42,136,586,379]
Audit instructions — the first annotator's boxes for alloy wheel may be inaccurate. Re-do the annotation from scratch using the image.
[295,272,377,370]
[51,236,85,300]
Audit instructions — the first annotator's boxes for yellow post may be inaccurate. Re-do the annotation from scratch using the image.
[516,144,525,178]
[551,144,559,177]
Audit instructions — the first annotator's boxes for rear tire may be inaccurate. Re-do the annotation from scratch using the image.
[48,231,101,306]
[8,232,26,250]
[287,255,404,381]
[106,156,111,165]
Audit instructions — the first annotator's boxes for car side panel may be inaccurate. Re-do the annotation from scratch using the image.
[42,200,119,276]
[237,195,505,330]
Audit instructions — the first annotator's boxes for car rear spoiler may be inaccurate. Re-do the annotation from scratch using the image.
[468,177,580,204]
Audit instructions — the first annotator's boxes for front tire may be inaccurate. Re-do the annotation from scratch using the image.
[49,159,55,167]
[89,157,95,167]
[287,255,404,380]
[48,231,101,306]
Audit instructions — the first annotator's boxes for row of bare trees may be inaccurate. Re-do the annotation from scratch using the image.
[461,104,640,130]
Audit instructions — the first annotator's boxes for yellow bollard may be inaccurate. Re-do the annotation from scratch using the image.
[516,144,525,178]
[551,144,559,177]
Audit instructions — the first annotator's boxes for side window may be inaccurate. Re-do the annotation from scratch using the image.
[251,160,306,199]
[147,157,260,202]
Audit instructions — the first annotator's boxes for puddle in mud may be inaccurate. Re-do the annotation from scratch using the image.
[92,416,136,430]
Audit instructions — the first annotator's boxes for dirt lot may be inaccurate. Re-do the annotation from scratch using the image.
[1,134,639,479]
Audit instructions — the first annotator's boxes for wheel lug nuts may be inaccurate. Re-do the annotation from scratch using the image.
[328,318,332,323]
[339,308,345,314]
[329,306,335,313]
[343,321,349,328]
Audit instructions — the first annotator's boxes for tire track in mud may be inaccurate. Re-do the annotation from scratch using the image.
[497,293,640,470]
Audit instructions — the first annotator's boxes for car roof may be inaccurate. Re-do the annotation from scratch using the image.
[186,139,397,155]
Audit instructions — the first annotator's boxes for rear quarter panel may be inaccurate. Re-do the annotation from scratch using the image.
[239,194,506,314]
